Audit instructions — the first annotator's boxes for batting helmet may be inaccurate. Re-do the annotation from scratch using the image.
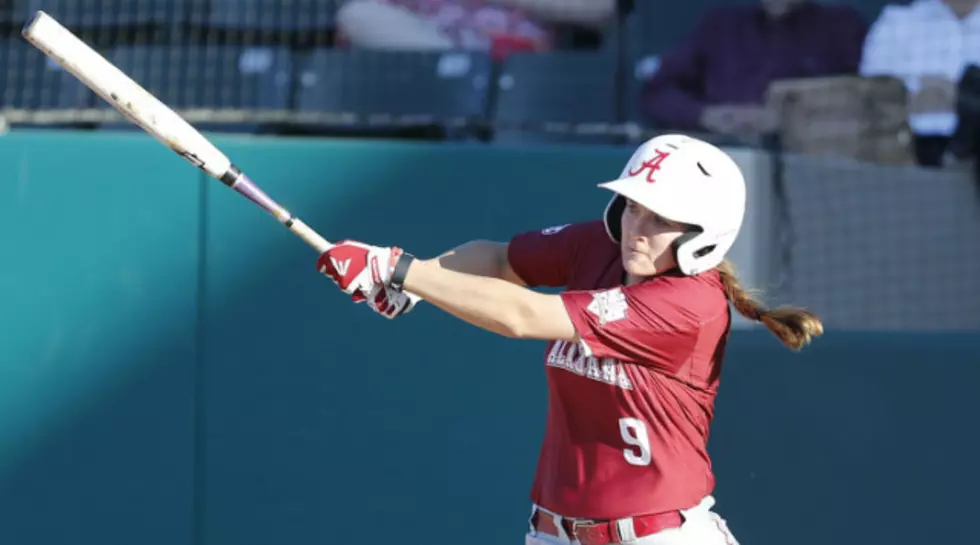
[599,134,747,276]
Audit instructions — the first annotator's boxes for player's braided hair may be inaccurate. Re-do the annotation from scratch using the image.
[715,259,824,350]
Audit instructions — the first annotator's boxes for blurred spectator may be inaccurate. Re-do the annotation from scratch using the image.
[637,0,868,142]
[335,0,615,60]
[860,0,980,167]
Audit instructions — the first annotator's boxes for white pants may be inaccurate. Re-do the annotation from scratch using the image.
[525,496,739,545]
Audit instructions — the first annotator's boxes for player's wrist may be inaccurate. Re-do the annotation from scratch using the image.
[389,250,415,292]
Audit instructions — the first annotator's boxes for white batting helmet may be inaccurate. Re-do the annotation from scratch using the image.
[599,134,747,276]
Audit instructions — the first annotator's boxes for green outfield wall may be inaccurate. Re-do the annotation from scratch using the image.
[0,129,976,545]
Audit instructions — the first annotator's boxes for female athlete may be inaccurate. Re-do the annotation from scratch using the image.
[316,133,824,545]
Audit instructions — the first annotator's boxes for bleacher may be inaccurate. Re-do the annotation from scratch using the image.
[0,1,906,144]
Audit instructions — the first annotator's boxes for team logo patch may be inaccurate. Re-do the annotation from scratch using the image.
[541,224,570,235]
[587,288,629,325]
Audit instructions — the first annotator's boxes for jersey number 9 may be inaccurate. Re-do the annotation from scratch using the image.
[619,417,652,466]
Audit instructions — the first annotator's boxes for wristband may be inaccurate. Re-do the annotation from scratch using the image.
[390,252,415,292]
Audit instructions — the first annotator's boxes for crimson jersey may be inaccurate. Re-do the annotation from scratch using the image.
[507,220,732,520]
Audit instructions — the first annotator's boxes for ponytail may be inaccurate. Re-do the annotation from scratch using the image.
[715,259,823,350]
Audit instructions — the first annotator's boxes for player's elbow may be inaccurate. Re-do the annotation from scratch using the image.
[489,298,535,339]
[499,325,526,339]
[502,312,534,339]
[505,295,575,342]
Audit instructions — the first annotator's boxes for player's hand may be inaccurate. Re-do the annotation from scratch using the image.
[316,240,403,302]
[365,285,421,319]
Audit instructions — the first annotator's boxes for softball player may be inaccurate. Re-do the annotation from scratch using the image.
[317,134,823,545]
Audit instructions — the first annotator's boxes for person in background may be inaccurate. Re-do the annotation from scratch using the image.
[637,0,868,142]
[334,0,615,61]
[860,0,980,167]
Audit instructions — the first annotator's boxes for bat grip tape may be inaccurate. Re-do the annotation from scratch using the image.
[219,164,296,228]
[219,165,241,187]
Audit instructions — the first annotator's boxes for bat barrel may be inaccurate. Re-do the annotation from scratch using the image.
[22,10,233,180]
[22,10,334,256]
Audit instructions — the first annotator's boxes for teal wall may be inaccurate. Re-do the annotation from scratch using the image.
[0,130,976,545]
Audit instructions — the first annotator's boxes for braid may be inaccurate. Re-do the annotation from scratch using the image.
[715,260,823,350]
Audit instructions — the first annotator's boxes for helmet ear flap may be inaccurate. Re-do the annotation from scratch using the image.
[605,195,730,275]
[674,229,730,276]
[604,195,626,242]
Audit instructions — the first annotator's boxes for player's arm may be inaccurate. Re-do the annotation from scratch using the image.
[406,221,582,293]
[402,258,577,341]
[316,223,579,322]
[428,240,527,286]
[389,223,583,333]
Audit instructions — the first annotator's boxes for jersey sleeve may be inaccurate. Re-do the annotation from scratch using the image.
[506,222,583,288]
[558,279,724,373]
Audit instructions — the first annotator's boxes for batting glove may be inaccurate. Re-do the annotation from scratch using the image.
[365,285,422,319]
[316,240,402,302]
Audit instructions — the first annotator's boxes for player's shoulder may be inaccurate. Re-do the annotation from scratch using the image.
[626,269,727,325]
[527,219,613,246]
[641,268,725,303]
[534,219,607,238]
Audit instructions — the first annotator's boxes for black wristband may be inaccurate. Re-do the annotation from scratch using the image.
[390,252,415,292]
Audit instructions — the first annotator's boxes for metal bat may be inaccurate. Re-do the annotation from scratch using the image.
[21,10,334,254]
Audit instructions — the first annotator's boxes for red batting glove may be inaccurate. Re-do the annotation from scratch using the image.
[365,285,421,319]
[316,240,403,302]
